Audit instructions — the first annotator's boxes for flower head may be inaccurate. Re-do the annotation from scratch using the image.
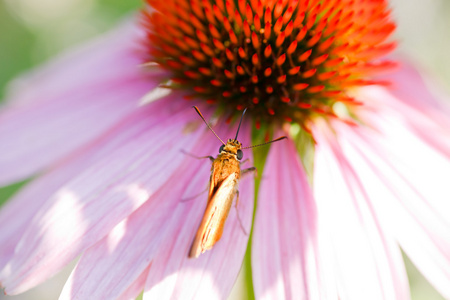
[143,0,396,126]
[0,1,450,300]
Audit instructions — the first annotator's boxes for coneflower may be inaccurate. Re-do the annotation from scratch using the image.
[0,1,449,299]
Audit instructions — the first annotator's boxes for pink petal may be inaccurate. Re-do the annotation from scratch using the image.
[142,120,254,299]
[381,58,450,113]
[0,21,164,186]
[0,94,175,271]
[312,121,411,300]
[364,61,450,156]
[0,158,89,271]
[2,20,161,107]
[59,136,212,299]
[332,101,450,298]
[0,98,204,295]
[117,265,152,300]
[251,136,331,299]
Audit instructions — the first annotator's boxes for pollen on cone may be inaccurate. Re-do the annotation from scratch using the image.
[299,50,312,62]
[302,69,317,78]
[264,45,272,58]
[293,83,309,91]
[288,67,300,76]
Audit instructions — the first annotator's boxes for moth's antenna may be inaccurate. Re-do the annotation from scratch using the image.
[193,106,226,145]
[235,108,247,140]
[242,136,287,149]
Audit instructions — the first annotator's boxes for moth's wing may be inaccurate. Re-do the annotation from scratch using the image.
[208,172,215,202]
[189,172,238,258]
[208,159,221,203]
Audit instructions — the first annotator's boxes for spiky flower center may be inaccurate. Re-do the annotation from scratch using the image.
[142,0,396,126]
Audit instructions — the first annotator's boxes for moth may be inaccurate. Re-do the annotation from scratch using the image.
[189,106,286,258]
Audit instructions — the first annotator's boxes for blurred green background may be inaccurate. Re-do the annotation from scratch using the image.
[0,0,449,299]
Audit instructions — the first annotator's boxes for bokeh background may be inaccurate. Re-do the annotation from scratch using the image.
[0,0,449,299]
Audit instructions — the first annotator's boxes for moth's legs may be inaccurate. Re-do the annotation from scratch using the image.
[235,167,255,212]
[179,150,213,202]
[234,167,257,234]
[239,158,250,165]
[180,149,214,162]
[234,191,248,235]
[180,186,208,202]
[242,166,257,178]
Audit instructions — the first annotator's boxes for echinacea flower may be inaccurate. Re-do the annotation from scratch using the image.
[1,0,450,299]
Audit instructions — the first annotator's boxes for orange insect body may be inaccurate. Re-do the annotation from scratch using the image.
[189,139,242,258]
[188,106,286,258]
[209,140,241,200]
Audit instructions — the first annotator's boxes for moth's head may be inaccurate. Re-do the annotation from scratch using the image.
[219,139,243,160]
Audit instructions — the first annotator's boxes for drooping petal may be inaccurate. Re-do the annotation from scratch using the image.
[117,265,152,300]
[252,136,331,300]
[332,101,450,299]
[381,59,450,115]
[364,61,450,156]
[59,135,211,299]
[0,157,89,271]
[2,20,162,107]
[142,120,254,300]
[0,94,174,272]
[0,97,203,295]
[0,21,164,186]
[312,121,411,300]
